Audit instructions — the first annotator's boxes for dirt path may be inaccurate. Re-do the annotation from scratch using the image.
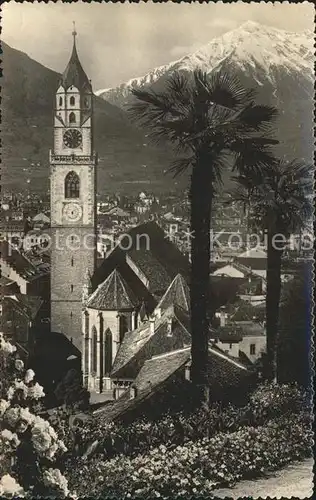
[211,458,313,498]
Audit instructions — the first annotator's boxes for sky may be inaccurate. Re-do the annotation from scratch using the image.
[2,1,315,89]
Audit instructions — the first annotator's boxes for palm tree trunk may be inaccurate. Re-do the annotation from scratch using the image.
[266,230,283,382]
[189,159,212,404]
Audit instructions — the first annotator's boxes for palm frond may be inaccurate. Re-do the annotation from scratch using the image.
[168,156,194,177]
[194,70,255,110]
[237,104,278,131]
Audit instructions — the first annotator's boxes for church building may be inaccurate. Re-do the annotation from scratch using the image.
[50,27,97,350]
[49,31,252,406]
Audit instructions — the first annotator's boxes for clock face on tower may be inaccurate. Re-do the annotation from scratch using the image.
[63,203,83,222]
[63,129,82,148]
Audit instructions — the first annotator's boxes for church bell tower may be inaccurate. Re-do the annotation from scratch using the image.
[50,25,97,349]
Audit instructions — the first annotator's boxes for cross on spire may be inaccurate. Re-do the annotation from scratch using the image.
[72,21,77,44]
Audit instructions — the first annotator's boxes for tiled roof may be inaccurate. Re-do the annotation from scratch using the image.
[61,40,91,92]
[0,240,45,281]
[156,274,190,312]
[214,326,243,343]
[238,248,267,259]
[214,319,265,340]
[0,219,25,231]
[96,344,250,422]
[93,221,190,290]
[2,294,43,321]
[134,348,191,392]
[230,300,264,322]
[235,256,267,271]
[233,320,265,337]
[111,306,191,379]
[87,269,139,311]
[127,249,171,296]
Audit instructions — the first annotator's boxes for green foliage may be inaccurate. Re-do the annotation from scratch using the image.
[233,159,313,235]
[278,269,313,388]
[63,382,309,468]
[69,411,312,499]
[54,369,89,410]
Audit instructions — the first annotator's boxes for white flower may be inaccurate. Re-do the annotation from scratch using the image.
[24,369,35,384]
[19,407,35,425]
[1,429,20,447]
[0,335,17,354]
[28,383,45,400]
[31,422,52,455]
[6,387,15,401]
[0,474,24,497]
[14,380,28,398]
[0,399,10,417]
[43,469,69,496]
[57,439,67,453]
[4,407,20,426]
[14,359,24,371]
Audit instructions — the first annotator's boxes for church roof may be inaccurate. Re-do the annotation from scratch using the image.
[94,344,250,422]
[156,273,190,312]
[93,221,190,294]
[60,34,91,92]
[111,305,191,380]
[86,269,138,311]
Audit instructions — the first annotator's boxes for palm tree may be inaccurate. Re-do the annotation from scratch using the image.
[233,160,313,381]
[129,70,278,402]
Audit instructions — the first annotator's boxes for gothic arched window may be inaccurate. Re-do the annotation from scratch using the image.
[65,171,80,199]
[104,329,112,375]
[119,315,129,343]
[70,96,75,106]
[69,112,76,123]
[59,97,63,106]
[91,326,97,374]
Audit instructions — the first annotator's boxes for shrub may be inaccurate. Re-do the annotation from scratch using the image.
[0,333,69,498]
[249,382,310,424]
[69,412,312,499]
[63,382,308,463]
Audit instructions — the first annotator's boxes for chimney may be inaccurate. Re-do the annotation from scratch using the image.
[149,316,155,334]
[129,385,137,400]
[131,311,137,331]
[184,364,191,381]
[220,309,226,327]
[166,317,173,337]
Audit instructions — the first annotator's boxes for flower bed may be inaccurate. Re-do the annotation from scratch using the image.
[63,382,310,463]
[70,412,312,499]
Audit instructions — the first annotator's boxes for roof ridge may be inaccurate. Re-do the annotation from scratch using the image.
[148,346,191,361]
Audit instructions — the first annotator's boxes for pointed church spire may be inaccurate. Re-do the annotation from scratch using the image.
[72,21,77,46]
[60,23,92,92]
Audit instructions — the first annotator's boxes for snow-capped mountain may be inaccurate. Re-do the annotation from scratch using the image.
[96,21,314,162]
[96,21,313,105]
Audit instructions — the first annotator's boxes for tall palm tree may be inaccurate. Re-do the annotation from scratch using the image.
[233,160,313,381]
[130,70,278,402]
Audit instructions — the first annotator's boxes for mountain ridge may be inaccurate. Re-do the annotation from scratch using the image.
[96,21,314,164]
[1,41,176,195]
[97,21,313,104]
